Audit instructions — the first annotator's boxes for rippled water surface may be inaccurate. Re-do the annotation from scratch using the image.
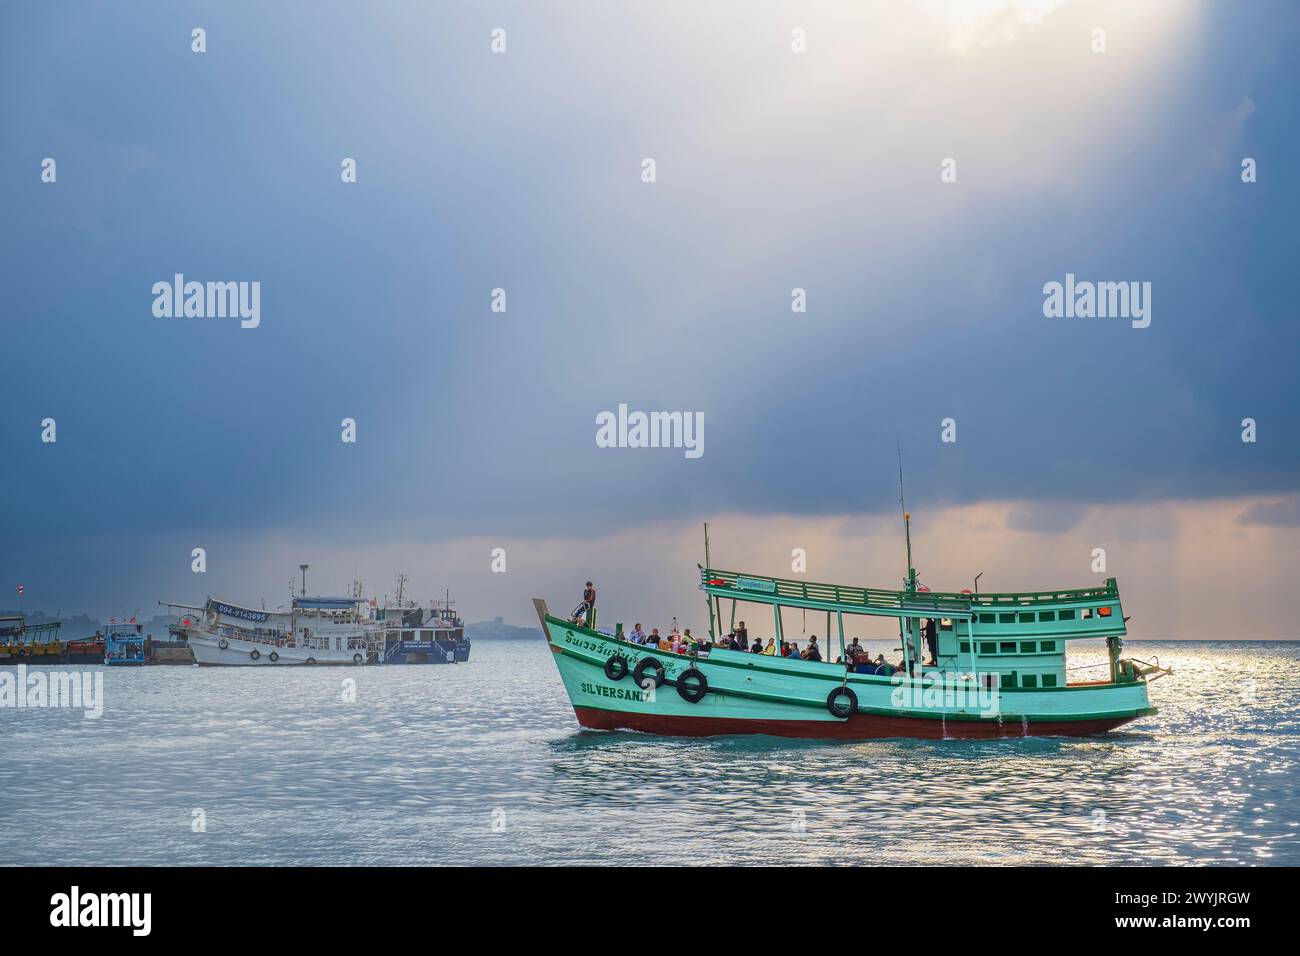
[2,640,1296,865]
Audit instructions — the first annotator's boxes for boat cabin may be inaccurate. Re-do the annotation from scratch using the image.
[104,622,146,665]
[699,566,1133,689]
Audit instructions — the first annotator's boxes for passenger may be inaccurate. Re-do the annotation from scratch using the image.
[682,628,698,651]
[805,636,822,662]
[846,637,863,658]
[749,640,764,655]
[763,638,777,655]
[784,642,801,659]
[628,623,645,644]
[735,621,749,650]
[923,617,938,665]
[648,627,664,649]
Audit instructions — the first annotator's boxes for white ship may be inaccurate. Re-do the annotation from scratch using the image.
[184,595,380,666]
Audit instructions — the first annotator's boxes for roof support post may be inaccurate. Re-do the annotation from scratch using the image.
[968,617,978,679]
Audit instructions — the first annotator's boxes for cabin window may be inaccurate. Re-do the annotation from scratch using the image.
[420,630,433,640]
[1040,640,1056,652]
[1000,671,1017,689]
[1081,607,1093,619]
[1018,612,1035,623]
[999,612,1016,624]
[401,630,415,641]
[979,613,995,624]
[960,642,971,654]
[1021,674,1038,688]
[981,673,998,690]
[980,642,996,654]
[1040,610,1056,622]
[999,641,1016,654]
[1058,609,1076,621]
[939,619,953,630]
[1041,674,1058,688]
[1020,641,1037,654]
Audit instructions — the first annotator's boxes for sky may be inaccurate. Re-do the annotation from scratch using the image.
[1,1,1297,637]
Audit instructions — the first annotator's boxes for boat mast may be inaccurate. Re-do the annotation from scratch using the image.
[897,442,920,673]
[898,442,916,593]
[703,522,716,640]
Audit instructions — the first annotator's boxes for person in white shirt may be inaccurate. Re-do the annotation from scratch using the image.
[628,623,645,644]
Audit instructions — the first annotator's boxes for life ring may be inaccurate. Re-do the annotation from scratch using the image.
[826,685,857,719]
[249,649,261,661]
[353,653,364,665]
[604,655,628,681]
[218,638,229,650]
[304,657,317,665]
[268,651,279,662]
[675,667,708,703]
[632,656,665,689]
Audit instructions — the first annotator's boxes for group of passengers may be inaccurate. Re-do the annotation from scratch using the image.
[619,616,910,674]
[711,622,825,661]
[623,621,701,655]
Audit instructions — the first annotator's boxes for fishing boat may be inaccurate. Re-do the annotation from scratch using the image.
[182,596,381,666]
[534,517,1169,740]
[0,614,63,664]
[104,622,146,665]
[371,580,471,664]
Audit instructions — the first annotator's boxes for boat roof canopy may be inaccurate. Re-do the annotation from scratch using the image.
[699,566,1119,619]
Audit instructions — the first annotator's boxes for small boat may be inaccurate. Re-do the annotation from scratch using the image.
[182,596,380,666]
[534,518,1168,740]
[104,622,146,666]
[66,633,106,664]
[0,614,63,664]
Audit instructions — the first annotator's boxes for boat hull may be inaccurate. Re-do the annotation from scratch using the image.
[537,603,1155,741]
[573,706,1138,739]
[188,630,367,666]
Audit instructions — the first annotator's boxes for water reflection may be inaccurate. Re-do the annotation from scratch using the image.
[0,640,1295,865]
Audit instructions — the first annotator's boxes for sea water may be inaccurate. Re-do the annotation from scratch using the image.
[1,640,1295,865]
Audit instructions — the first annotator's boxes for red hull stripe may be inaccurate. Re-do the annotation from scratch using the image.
[573,706,1137,740]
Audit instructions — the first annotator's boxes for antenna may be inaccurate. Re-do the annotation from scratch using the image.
[703,522,711,570]
[299,564,309,597]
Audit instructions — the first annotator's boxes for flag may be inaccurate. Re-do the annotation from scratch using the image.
[16,585,23,595]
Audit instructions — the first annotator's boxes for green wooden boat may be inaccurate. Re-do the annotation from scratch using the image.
[534,519,1168,740]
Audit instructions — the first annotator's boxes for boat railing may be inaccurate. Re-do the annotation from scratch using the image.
[700,567,1119,611]
[216,624,292,647]
[700,567,971,613]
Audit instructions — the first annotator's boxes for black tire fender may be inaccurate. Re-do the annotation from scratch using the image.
[353,653,364,665]
[268,651,279,663]
[249,649,261,661]
[604,655,628,681]
[632,656,665,688]
[675,666,708,703]
[218,638,229,650]
[826,685,857,719]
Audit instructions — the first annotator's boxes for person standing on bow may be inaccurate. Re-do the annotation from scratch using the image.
[574,580,596,627]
